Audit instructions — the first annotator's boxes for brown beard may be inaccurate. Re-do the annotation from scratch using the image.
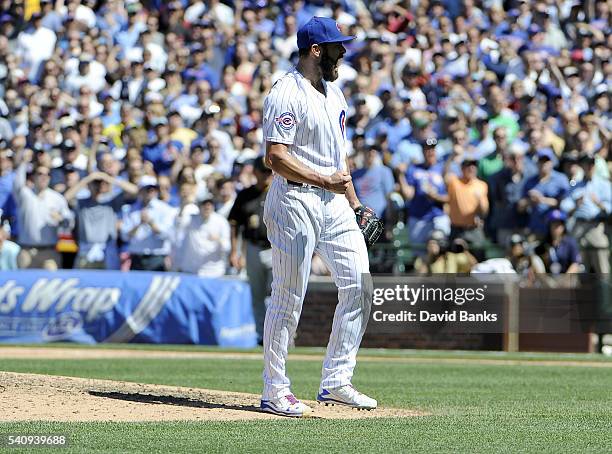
[319,47,339,81]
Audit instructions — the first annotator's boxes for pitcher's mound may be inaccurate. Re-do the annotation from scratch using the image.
[0,371,423,422]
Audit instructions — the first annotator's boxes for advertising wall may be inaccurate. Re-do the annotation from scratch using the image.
[0,270,257,347]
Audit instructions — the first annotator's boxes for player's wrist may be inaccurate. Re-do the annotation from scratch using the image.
[318,174,330,190]
[349,199,362,210]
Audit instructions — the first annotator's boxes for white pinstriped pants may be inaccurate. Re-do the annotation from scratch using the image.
[262,177,372,399]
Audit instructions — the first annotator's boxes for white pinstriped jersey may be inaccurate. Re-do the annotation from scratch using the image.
[260,71,372,399]
[263,69,349,176]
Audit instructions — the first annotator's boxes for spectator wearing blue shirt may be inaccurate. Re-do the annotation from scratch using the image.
[365,100,411,153]
[398,138,450,245]
[0,147,16,228]
[518,148,569,238]
[39,0,63,33]
[352,147,394,218]
[99,91,121,128]
[183,44,221,91]
[540,210,582,275]
[50,141,88,193]
[143,117,184,176]
[560,154,611,274]
[393,125,445,169]
[115,4,148,58]
[471,117,495,160]
[523,129,546,176]
[64,171,138,270]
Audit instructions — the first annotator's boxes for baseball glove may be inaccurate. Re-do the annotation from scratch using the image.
[354,205,384,248]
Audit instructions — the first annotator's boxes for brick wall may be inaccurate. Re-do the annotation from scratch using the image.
[296,281,502,350]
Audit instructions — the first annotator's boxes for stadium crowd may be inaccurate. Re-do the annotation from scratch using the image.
[0,0,610,279]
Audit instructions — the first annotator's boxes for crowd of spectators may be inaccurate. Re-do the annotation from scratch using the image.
[0,0,610,280]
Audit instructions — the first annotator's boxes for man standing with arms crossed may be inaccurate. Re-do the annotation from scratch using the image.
[260,17,378,417]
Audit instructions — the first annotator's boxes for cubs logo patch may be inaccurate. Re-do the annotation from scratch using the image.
[336,22,342,32]
[339,110,346,139]
[275,112,296,130]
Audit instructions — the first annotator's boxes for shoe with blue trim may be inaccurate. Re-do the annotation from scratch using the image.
[260,393,313,417]
[317,385,377,410]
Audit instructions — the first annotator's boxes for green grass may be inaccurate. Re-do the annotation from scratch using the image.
[1,347,611,453]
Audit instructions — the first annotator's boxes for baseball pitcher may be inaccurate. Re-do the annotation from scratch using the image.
[260,16,383,417]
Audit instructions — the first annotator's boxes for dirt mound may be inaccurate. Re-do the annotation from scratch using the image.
[0,372,423,422]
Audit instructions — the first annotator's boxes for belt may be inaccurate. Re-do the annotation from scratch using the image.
[287,179,308,186]
[286,179,320,189]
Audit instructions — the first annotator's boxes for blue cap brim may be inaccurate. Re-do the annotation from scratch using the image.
[320,36,356,44]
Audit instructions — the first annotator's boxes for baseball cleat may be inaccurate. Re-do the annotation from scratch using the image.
[316,385,377,410]
[260,394,313,417]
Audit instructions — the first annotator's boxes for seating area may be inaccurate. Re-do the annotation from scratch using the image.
[369,222,508,274]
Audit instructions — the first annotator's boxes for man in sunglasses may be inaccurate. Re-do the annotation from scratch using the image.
[12,148,72,269]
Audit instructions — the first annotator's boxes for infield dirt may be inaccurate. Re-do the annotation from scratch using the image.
[0,351,422,422]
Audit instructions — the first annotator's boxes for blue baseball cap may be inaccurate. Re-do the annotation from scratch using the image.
[537,147,557,164]
[190,138,206,152]
[548,209,567,223]
[297,17,356,50]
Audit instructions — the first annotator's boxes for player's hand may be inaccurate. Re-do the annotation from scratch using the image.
[323,171,352,194]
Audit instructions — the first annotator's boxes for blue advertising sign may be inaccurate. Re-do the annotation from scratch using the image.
[0,270,256,347]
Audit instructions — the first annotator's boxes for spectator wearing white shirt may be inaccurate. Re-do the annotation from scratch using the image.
[215,178,236,219]
[173,195,230,277]
[16,12,56,81]
[0,226,20,270]
[273,15,298,61]
[120,175,176,271]
[170,181,200,269]
[193,111,237,177]
[64,56,106,95]
[12,149,72,270]
[185,1,206,24]
[141,30,167,73]
[209,0,235,28]
[58,0,97,29]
